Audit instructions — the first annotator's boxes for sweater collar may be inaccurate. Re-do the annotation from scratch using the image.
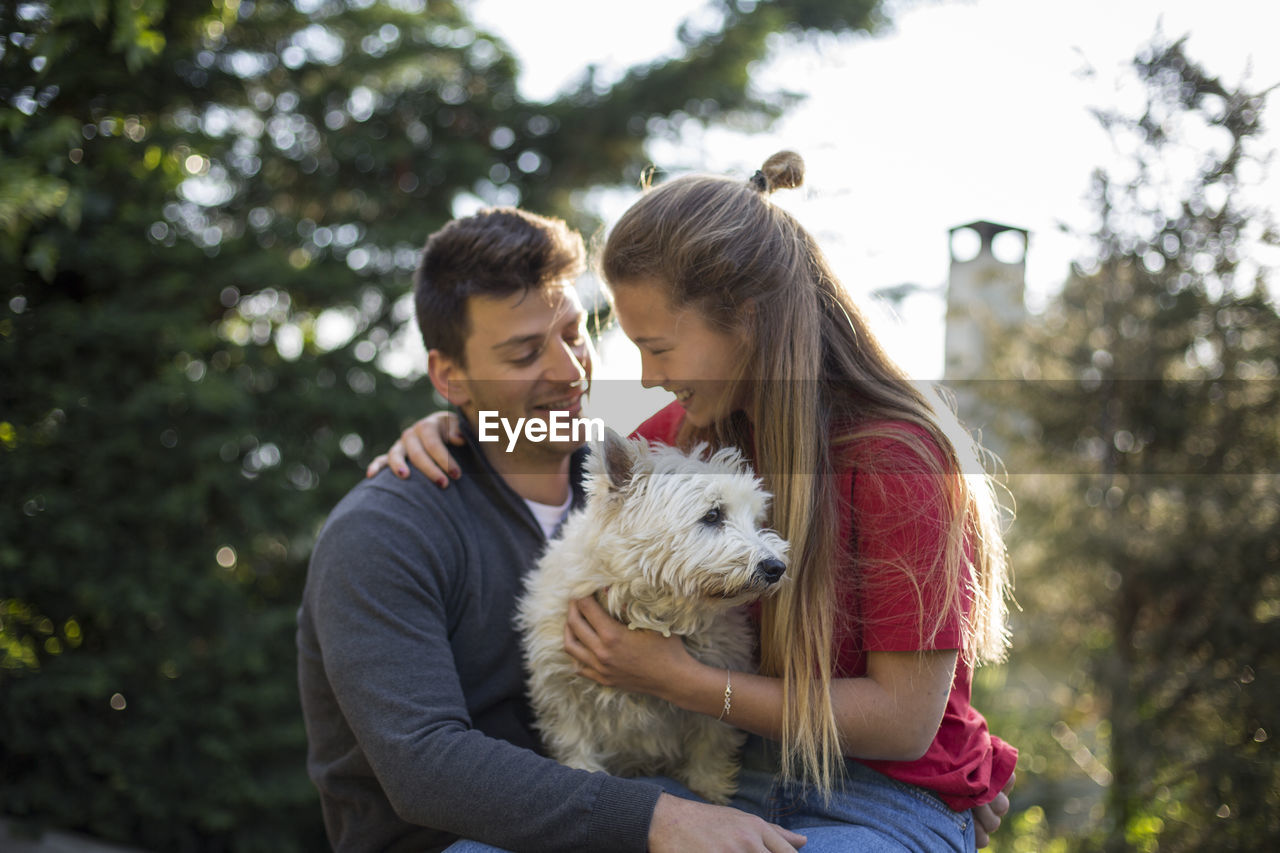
[455,412,589,542]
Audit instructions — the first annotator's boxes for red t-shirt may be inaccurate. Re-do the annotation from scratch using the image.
[631,402,1016,810]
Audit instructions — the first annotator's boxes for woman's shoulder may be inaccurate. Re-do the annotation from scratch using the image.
[630,400,685,444]
[836,421,956,538]
[831,419,947,473]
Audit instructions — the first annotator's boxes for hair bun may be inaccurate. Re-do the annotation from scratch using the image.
[753,150,804,194]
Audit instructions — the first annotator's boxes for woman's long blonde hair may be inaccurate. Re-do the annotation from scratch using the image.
[601,152,1012,793]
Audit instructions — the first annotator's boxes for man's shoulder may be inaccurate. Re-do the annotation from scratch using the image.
[325,469,451,526]
[312,471,467,565]
[314,463,538,565]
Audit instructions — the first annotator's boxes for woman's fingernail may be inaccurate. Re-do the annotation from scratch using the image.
[450,466,461,479]
[398,467,409,478]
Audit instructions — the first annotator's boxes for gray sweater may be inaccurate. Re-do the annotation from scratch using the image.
[297,430,662,852]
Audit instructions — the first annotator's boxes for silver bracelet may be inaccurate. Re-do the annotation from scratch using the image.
[716,669,733,721]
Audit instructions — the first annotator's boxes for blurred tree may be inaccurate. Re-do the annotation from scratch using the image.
[978,36,1280,852]
[0,0,887,849]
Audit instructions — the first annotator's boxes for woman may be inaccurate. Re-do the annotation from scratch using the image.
[374,152,1016,850]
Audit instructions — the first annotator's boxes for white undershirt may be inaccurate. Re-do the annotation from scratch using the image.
[523,491,573,539]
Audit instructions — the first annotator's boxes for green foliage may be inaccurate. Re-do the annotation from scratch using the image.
[1,0,884,848]
[976,36,1280,852]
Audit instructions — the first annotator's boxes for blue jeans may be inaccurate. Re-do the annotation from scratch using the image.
[445,737,974,852]
[729,736,975,852]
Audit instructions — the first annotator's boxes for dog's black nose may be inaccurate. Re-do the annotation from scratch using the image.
[757,558,786,584]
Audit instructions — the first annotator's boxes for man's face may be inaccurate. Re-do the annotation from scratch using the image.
[436,280,594,459]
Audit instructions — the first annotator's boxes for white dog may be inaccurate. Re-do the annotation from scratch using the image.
[515,429,789,804]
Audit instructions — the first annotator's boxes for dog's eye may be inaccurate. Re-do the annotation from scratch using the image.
[700,506,723,526]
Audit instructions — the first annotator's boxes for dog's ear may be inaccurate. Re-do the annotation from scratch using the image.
[596,427,639,492]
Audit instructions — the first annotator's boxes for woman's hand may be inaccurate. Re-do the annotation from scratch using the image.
[974,771,1015,848]
[564,595,697,700]
[366,410,465,486]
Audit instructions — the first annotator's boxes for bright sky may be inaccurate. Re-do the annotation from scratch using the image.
[461,0,1280,397]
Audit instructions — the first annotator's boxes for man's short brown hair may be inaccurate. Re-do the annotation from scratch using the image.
[414,208,586,364]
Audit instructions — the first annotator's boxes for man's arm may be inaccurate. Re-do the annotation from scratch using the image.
[649,795,807,852]
[306,498,660,851]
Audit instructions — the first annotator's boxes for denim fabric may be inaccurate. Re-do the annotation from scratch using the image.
[729,736,975,853]
[445,740,974,852]
[441,840,507,852]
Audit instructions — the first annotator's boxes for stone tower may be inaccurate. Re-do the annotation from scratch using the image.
[944,220,1028,381]
[943,220,1028,434]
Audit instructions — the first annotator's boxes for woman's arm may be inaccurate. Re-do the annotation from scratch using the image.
[371,401,685,485]
[565,596,955,761]
[365,410,465,485]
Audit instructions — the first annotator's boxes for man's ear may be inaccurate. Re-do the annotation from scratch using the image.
[427,350,471,409]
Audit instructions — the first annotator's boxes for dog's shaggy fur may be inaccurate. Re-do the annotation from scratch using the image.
[515,430,789,804]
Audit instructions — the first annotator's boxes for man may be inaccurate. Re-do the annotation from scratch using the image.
[296,208,807,852]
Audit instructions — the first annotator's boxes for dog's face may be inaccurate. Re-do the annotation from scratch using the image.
[585,430,789,613]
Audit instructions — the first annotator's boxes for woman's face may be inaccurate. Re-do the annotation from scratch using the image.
[612,277,749,427]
